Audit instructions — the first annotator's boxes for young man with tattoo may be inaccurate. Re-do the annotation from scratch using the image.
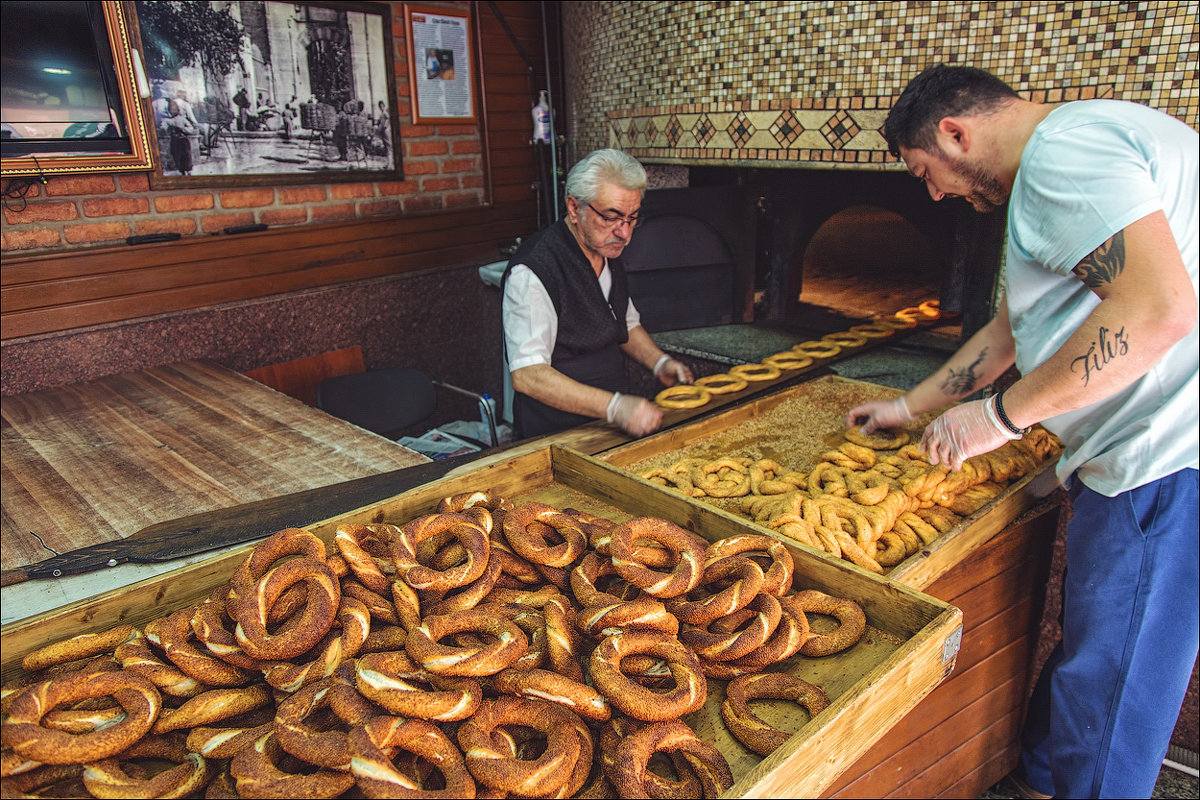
[847,65,1198,798]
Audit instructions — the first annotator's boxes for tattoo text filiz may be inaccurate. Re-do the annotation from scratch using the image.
[1071,326,1129,386]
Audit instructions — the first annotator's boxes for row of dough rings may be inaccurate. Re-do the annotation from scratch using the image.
[3,670,162,765]
[844,423,911,450]
[665,555,765,625]
[654,384,712,409]
[729,362,782,381]
[82,733,212,799]
[347,716,474,799]
[609,517,706,598]
[680,592,784,662]
[610,719,734,800]
[822,330,870,348]
[849,321,897,338]
[705,533,795,597]
[720,672,831,757]
[694,372,749,393]
[589,631,707,721]
[761,351,814,370]
[791,339,842,358]
[502,501,588,568]
[457,696,585,797]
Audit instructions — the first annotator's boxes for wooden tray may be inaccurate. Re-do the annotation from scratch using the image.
[600,375,1061,590]
[0,445,961,799]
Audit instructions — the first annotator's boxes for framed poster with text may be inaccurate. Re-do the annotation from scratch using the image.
[404,4,478,125]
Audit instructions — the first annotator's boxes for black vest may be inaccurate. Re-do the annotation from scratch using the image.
[503,219,631,438]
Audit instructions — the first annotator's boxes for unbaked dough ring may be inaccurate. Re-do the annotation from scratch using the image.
[849,321,897,338]
[844,424,910,450]
[729,363,781,381]
[821,330,870,348]
[655,384,712,409]
[791,340,842,359]
[694,373,749,394]
[760,351,814,371]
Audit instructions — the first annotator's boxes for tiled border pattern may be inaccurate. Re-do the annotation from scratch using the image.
[564,1,1198,169]
[607,85,1115,168]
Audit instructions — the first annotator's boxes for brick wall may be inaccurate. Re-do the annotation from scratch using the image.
[0,1,487,255]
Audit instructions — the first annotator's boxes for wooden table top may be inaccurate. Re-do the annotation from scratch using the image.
[0,360,427,571]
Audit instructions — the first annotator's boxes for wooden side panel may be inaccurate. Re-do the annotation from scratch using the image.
[822,506,1058,798]
[242,346,365,406]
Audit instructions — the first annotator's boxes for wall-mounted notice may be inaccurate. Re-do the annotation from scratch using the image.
[405,4,477,124]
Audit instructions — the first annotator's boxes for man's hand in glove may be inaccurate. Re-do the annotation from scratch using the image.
[845,396,914,434]
[653,355,694,387]
[921,395,1021,470]
[607,392,664,437]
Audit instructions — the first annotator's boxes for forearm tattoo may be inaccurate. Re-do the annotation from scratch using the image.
[940,347,988,396]
[1071,231,1125,289]
[1070,326,1129,386]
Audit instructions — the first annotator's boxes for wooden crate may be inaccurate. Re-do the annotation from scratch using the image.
[600,374,1060,591]
[0,445,961,799]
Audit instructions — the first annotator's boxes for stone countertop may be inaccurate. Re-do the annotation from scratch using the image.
[653,323,960,392]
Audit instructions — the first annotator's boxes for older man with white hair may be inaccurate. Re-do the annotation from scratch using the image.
[502,149,692,439]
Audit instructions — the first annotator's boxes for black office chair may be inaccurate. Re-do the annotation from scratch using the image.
[316,367,498,447]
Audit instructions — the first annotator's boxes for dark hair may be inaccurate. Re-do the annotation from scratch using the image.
[883,65,1020,157]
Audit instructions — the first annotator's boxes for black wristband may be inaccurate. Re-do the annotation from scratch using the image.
[994,391,1028,436]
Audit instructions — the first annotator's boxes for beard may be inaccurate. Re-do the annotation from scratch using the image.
[942,153,1009,213]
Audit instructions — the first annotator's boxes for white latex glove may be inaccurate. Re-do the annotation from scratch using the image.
[653,355,694,387]
[844,396,914,434]
[606,392,664,437]
[921,395,1021,470]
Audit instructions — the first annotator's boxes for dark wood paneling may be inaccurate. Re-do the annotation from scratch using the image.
[823,508,1058,798]
[1,0,550,341]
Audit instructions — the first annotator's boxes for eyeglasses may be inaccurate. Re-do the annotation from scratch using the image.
[586,202,640,228]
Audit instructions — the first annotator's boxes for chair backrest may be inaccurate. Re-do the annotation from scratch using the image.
[316,367,437,436]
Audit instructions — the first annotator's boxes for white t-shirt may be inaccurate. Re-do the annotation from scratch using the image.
[503,262,642,372]
[1005,100,1199,495]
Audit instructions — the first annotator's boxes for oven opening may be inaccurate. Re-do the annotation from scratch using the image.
[791,204,944,328]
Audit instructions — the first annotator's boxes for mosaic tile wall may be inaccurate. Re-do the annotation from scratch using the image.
[562,1,1198,169]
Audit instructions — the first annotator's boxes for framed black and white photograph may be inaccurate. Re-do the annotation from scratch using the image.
[133,0,402,187]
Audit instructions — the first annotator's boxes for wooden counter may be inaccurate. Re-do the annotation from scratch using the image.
[1,360,428,621]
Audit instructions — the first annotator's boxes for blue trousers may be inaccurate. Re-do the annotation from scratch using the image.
[1020,468,1199,798]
